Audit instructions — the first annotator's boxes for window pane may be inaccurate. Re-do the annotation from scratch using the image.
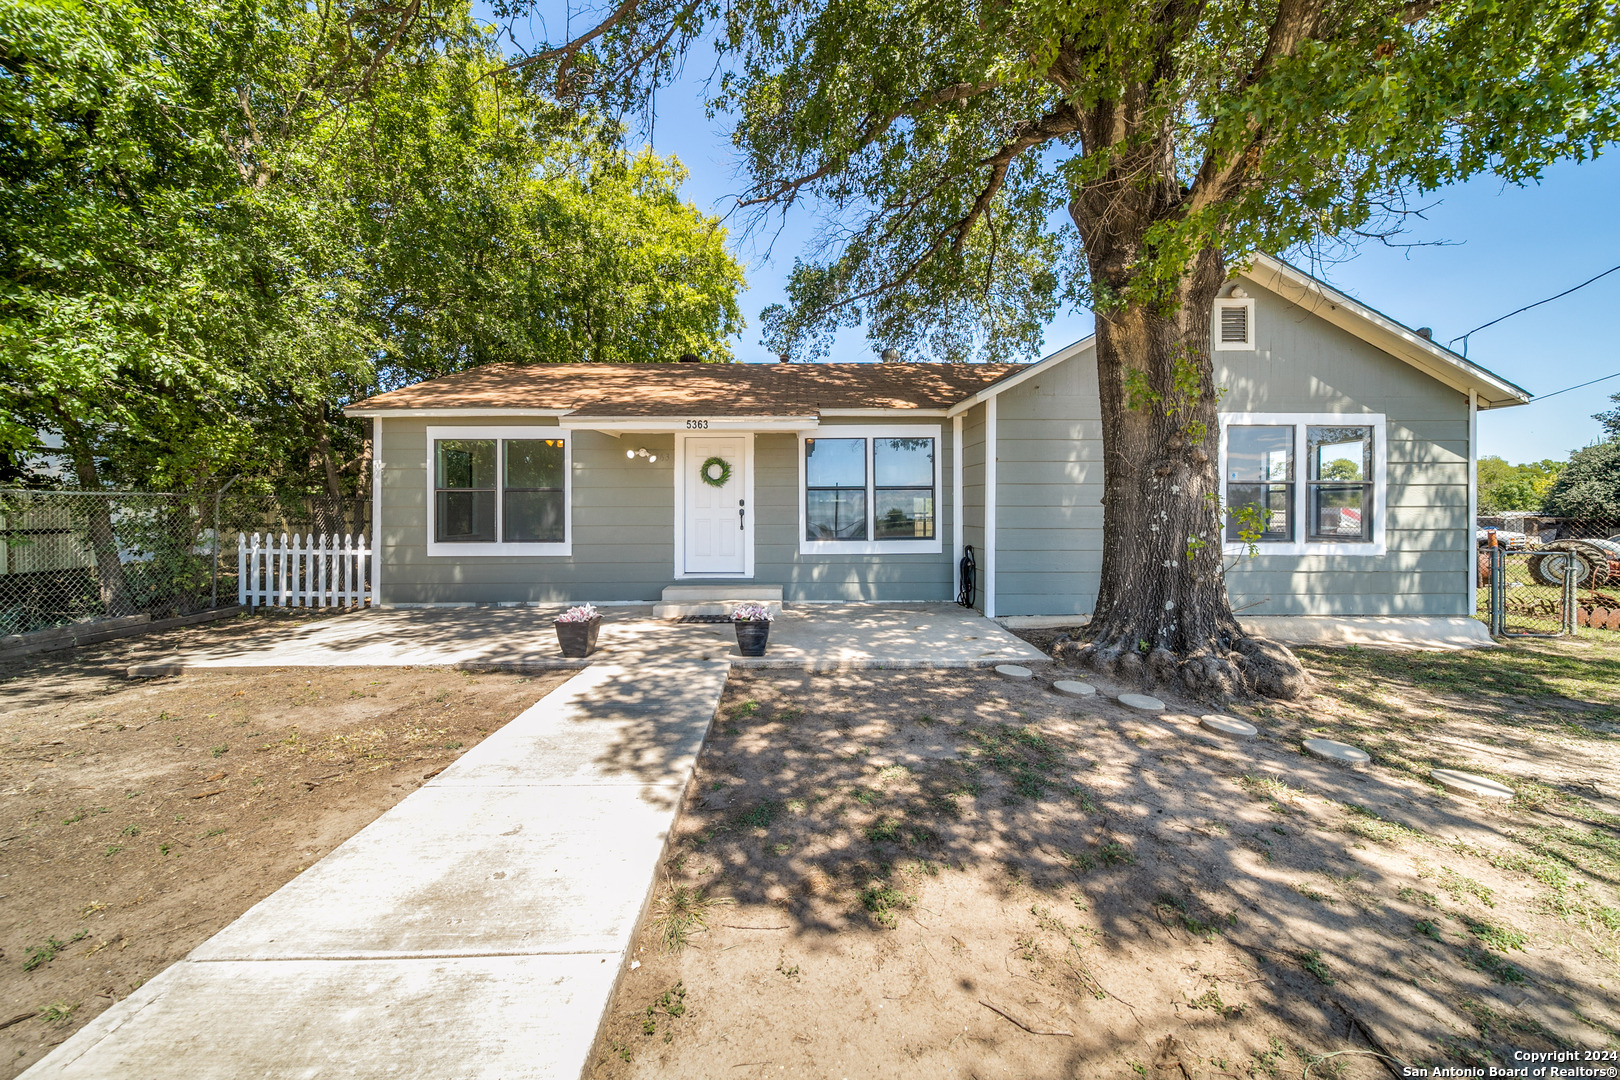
[874,490,934,539]
[1310,484,1372,540]
[435,491,496,542]
[1308,426,1371,482]
[1226,483,1292,541]
[805,438,866,488]
[504,490,565,543]
[1226,426,1293,482]
[506,440,565,490]
[873,438,934,486]
[436,440,496,490]
[806,489,867,541]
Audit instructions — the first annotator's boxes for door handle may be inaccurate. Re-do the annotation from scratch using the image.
[738,506,745,530]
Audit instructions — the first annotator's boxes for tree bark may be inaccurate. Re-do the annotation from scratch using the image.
[352,419,373,539]
[1054,233,1309,699]
[309,407,349,536]
[58,418,134,618]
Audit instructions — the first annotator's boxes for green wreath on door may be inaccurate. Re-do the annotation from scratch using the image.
[699,456,733,488]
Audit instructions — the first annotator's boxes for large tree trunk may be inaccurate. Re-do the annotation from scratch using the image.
[1054,239,1308,700]
[59,420,134,618]
[309,408,349,536]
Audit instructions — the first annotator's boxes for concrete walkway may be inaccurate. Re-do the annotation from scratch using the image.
[134,602,1049,672]
[25,660,729,1079]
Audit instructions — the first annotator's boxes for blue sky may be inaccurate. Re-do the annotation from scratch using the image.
[489,9,1619,465]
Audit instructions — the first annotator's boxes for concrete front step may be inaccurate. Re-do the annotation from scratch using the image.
[654,584,783,620]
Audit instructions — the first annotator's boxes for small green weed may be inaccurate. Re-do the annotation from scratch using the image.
[212,744,228,758]
[1414,919,1444,941]
[652,887,733,952]
[1464,947,1526,984]
[1188,988,1246,1018]
[22,930,87,971]
[735,801,781,830]
[39,1001,77,1026]
[1300,949,1336,985]
[1458,914,1528,953]
[864,818,903,844]
[1397,886,1441,908]
[1339,803,1424,845]
[859,882,915,928]
[119,824,140,837]
[1098,840,1134,866]
[103,845,122,857]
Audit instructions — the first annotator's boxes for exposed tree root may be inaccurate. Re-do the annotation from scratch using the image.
[1051,631,1311,703]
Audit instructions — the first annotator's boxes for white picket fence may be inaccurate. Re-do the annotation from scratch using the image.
[238,532,371,609]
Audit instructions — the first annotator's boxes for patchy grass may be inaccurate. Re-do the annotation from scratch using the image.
[651,886,732,953]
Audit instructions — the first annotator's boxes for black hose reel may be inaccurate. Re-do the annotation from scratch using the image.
[956,544,976,608]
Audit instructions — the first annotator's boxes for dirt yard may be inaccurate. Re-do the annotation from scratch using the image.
[0,641,567,1078]
[593,639,1620,1079]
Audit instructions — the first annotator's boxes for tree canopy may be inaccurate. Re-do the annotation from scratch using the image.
[507,0,1620,694]
[0,0,744,525]
[1541,393,1620,520]
[1476,456,1564,513]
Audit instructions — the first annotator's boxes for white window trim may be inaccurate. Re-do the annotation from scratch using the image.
[797,425,944,556]
[672,431,756,580]
[1218,412,1387,557]
[1213,298,1256,351]
[425,425,572,557]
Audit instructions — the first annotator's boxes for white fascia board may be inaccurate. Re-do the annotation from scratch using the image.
[1242,254,1531,410]
[945,339,1096,417]
[343,407,573,418]
[819,408,948,417]
[558,415,818,433]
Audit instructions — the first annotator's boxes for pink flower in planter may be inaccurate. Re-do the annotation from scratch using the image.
[556,604,599,623]
[731,604,774,622]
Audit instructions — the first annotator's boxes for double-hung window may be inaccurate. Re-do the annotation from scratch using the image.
[1218,414,1385,555]
[799,427,941,554]
[427,427,571,556]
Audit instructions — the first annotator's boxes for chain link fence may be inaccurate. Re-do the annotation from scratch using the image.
[1475,512,1620,636]
[0,487,363,638]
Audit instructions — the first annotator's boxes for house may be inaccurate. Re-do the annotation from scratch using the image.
[344,255,1528,631]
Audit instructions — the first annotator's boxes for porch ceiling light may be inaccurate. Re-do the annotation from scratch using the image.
[629,446,657,463]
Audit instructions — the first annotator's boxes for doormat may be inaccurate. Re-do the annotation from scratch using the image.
[670,615,732,624]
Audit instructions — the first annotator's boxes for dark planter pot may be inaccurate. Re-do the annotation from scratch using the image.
[734,619,770,657]
[555,617,600,658]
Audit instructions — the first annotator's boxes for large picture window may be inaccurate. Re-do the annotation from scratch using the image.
[799,427,942,554]
[1219,414,1386,556]
[427,428,571,555]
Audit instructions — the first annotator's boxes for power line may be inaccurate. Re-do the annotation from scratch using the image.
[1529,370,1620,403]
[1448,262,1620,357]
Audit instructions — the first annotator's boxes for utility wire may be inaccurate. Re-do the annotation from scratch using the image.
[1529,370,1620,403]
[1448,261,1620,357]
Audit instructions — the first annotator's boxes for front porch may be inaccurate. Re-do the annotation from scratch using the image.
[133,602,1049,673]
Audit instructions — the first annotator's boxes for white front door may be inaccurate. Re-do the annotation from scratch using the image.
[684,436,748,575]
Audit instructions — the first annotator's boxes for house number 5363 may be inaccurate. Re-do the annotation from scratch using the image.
[685,419,709,429]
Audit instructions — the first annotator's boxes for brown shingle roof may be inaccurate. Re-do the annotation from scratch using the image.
[346,362,1024,417]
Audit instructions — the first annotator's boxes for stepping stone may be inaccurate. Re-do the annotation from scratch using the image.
[995,664,1033,680]
[1430,769,1515,800]
[1302,738,1370,766]
[1052,679,1097,697]
[1200,714,1257,739]
[1117,693,1166,713]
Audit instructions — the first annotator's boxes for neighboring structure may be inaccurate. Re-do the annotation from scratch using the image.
[345,254,1528,624]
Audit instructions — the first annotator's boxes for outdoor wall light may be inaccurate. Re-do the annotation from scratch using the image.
[626,447,657,463]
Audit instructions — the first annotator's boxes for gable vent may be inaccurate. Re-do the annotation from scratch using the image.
[1220,305,1249,342]
[1213,297,1255,351]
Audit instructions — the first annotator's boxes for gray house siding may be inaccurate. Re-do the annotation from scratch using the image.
[754,417,955,602]
[375,276,1472,616]
[1215,284,1470,617]
[960,404,986,613]
[376,414,955,605]
[994,344,1103,617]
[377,417,678,604]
